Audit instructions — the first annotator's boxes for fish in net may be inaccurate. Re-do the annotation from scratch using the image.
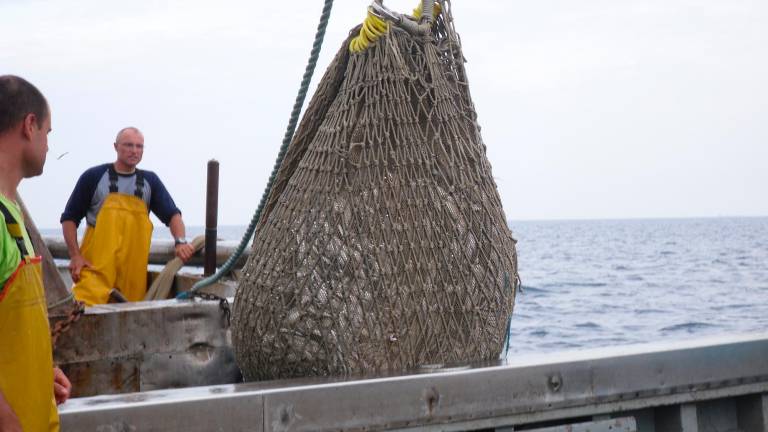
[232,0,519,381]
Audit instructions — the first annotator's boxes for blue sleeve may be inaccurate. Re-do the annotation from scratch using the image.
[60,165,107,226]
[145,171,181,226]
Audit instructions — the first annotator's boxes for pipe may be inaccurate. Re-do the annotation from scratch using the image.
[43,236,250,267]
[204,160,220,276]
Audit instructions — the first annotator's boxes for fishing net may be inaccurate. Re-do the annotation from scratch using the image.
[233,0,519,381]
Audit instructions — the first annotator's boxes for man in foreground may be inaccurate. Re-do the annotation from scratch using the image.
[61,127,195,305]
[0,75,71,431]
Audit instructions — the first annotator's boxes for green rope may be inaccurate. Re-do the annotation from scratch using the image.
[179,0,335,299]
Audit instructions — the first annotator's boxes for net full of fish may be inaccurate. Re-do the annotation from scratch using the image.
[233,1,519,381]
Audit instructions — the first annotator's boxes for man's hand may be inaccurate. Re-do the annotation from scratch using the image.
[0,390,22,432]
[175,243,195,263]
[53,367,71,405]
[68,255,92,282]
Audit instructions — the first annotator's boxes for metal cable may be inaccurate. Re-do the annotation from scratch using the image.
[179,0,335,298]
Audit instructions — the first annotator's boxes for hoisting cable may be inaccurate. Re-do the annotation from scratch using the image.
[178,0,335,298]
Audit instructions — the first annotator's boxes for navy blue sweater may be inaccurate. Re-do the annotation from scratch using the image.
[60,163,181,227]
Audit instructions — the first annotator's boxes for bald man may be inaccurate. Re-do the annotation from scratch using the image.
[61,127,195,305]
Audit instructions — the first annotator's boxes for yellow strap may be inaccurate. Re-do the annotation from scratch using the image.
[350,10,389,53]
[0,260,58,431]
[5,222,23,238]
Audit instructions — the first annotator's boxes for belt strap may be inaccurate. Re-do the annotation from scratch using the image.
[0,201,30,257]
[134,169,145,199]
[108,165,145,199]
[108,165,119,193]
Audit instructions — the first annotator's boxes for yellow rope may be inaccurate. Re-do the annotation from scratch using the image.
[349,2,442,53]
[349,10,389,53]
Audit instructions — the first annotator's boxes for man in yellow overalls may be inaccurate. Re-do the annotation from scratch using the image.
[0,75,71,431]
[60,127,195,306]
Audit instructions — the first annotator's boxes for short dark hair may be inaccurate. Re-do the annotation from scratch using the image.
[0,75,49,135]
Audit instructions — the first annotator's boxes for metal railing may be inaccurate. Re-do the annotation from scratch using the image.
[59,332,768,431]
[43,235,250,268]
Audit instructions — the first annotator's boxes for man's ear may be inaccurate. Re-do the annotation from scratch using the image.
[21,113,37,139]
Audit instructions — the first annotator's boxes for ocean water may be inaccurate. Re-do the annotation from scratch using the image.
[506,217,768,355]
[101,217,768,355]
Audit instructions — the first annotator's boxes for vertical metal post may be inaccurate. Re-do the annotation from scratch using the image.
[204,160,219,277]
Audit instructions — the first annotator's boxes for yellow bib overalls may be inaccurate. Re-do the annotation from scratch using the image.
[73,167,153,306]
[0,202,59,431]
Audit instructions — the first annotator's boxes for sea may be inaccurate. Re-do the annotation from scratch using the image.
[504,217,768,356]
[50,216,768,356]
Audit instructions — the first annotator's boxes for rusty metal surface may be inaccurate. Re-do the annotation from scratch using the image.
[62,358,142,396]
[54,299,240,397]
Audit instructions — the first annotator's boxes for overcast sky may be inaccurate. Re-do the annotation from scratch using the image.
[2,0,766,229]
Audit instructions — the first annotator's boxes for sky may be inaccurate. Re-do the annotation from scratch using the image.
[2,0,766,229]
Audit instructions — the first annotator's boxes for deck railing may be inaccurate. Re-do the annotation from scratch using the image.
[59,331,768,431]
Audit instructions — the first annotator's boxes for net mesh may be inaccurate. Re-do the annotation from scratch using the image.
[232,1,519,381]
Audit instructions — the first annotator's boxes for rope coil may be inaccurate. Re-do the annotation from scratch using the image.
[350,10,389,53]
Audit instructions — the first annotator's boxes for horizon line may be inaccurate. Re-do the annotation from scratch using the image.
[509,214,768,223]
[36,214,768,232]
